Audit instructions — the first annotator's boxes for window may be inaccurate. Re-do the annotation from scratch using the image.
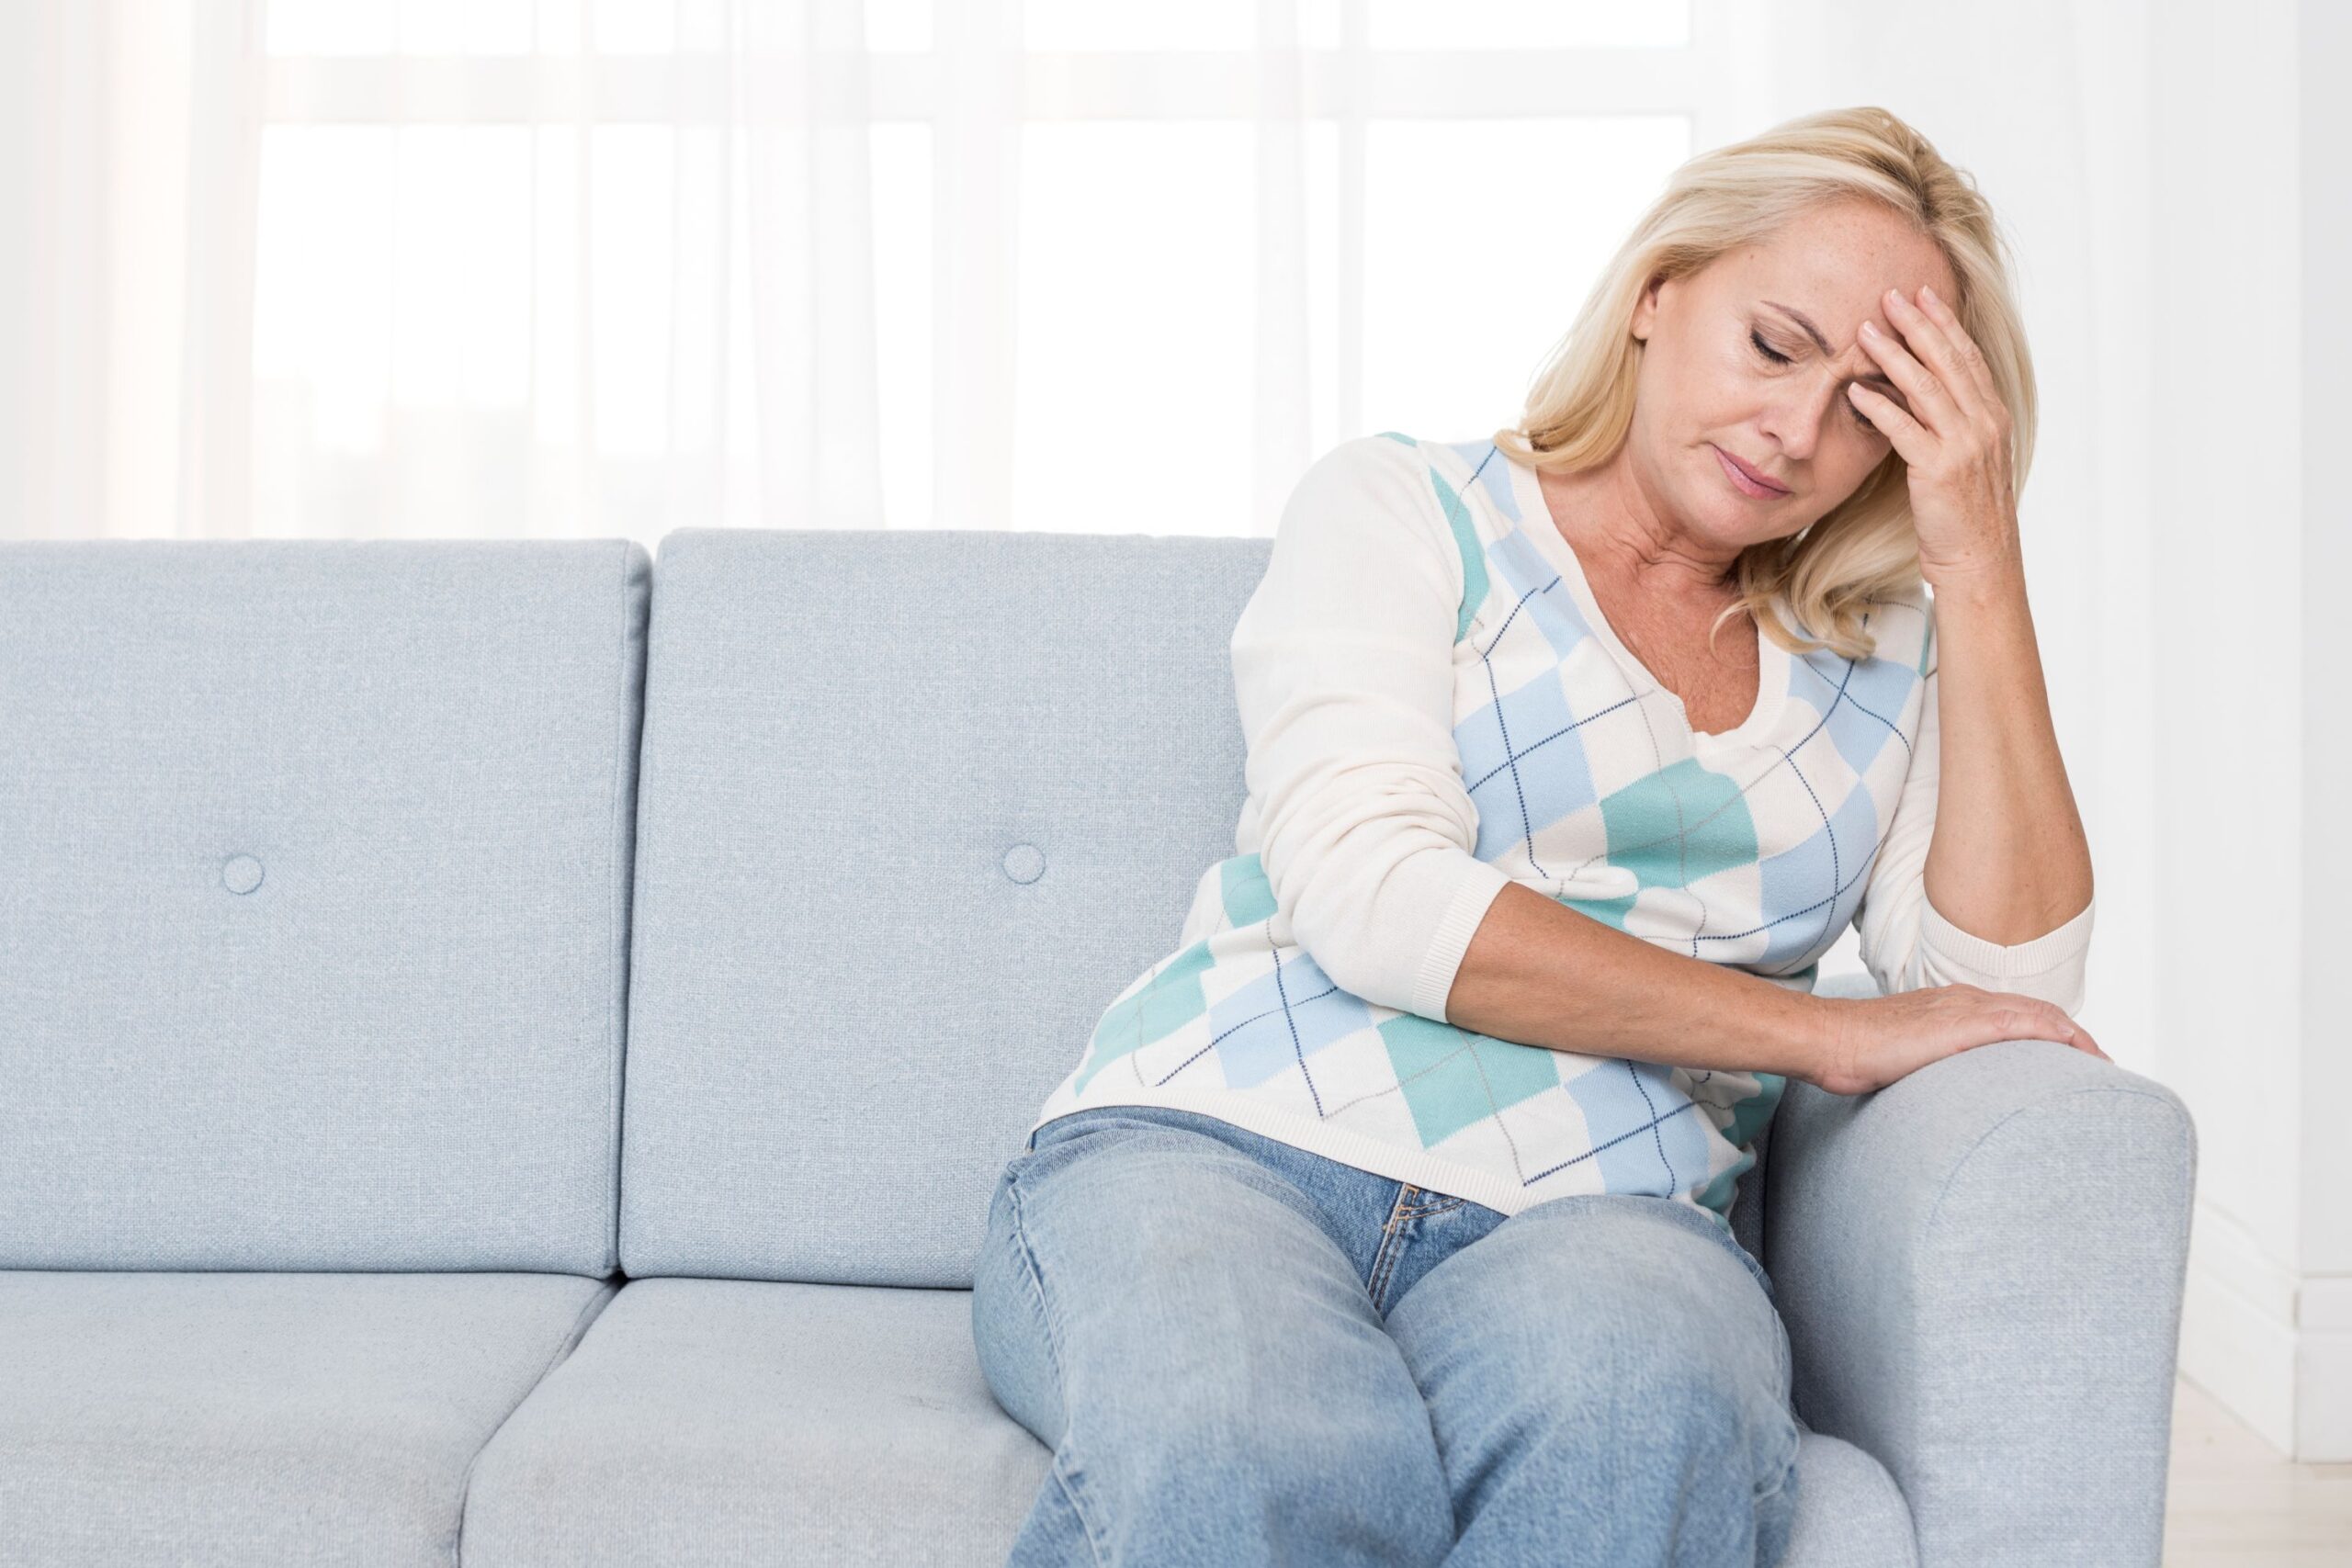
[253,0,1753,538]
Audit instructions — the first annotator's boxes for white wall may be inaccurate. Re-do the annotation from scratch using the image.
[2289,0,2351,1457]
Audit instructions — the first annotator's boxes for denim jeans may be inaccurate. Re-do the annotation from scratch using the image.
[970,1104,1800,1568]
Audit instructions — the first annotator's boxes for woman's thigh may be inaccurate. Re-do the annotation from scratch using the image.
[969,1107,1470,1566]
[1382,1193,1803,1568]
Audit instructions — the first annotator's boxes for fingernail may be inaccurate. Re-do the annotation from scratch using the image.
[1922,284,1939,307]
[1860,320,1880,337]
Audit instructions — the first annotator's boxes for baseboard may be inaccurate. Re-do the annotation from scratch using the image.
[2301,1273,2352,1459]
[2177,1198,2352,1461]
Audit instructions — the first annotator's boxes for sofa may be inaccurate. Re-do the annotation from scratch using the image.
[0,528,2197,1568]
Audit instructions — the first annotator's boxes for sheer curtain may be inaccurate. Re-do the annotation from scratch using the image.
[0,0,265,543]
[4,0,1751,547]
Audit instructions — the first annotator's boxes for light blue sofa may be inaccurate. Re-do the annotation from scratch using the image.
[0,529,2196,1567]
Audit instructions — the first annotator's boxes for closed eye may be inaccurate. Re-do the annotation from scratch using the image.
[1752,329,1880,434]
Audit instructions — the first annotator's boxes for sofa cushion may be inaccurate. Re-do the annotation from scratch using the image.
[0,1269,616,1568]
[1783,1427,1920,1567]
[617,528,1266,1284]
[458,1275,1911,1566]
[460,1277,1041,1567]
[0,540,648,1272]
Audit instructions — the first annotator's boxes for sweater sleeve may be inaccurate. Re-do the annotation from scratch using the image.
[1851,619,2096,1014]
[1232,435,1516,1022]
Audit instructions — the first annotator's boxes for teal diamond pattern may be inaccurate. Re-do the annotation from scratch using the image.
[1378,1012,1562,1149]
[1075,940,1216,1095]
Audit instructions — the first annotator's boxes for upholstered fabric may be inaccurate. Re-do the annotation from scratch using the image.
[1768,1032,2196,1567]
[616,527,1269,1286]
[461,1277,1042,1566]
[0,540,648,1274]
[1783,1427,1922,1568]
[0,1269,616,1567]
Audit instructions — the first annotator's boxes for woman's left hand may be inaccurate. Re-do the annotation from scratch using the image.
[1848,284,2021,586]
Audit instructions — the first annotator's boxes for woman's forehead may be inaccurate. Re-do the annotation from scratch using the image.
[1710,230,1958,317]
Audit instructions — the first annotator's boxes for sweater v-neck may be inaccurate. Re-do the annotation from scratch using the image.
[1495,445,1788,750]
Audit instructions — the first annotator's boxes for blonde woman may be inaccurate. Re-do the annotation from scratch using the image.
[973,106,2103,1567]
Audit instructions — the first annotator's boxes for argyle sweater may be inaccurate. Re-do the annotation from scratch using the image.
[1025,432,2096,1225]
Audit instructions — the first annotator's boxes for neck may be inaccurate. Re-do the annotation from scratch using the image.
[1537,458,1741,601]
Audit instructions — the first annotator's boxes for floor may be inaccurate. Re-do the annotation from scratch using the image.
[2164,1377,2352,1565]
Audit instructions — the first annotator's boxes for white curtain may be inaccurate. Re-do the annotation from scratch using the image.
[0,0,265,543]
[254,0,916,543]
[3,0,1748,549]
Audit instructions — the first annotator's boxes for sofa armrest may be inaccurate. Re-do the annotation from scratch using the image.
[1763,1036,2197,1568]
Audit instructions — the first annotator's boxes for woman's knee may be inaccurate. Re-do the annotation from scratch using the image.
[1386,1196,1798,1505]
[973,1131,1457,1565]
[972,1165,1067,1449]
[971,1120,1376,1441]
[1488,1198,1787,1365]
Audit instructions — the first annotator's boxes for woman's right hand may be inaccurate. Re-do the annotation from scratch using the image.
[1805,986,2109,1097]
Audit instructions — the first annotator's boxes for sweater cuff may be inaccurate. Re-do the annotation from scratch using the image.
[1919,894,2095,979]
[1410,856,1517,1022]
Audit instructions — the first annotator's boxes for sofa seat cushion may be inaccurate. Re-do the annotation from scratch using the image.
[460,1277,1043,1567]
[1784,1426,1920,1566]
[0,1269,616,1568]
[461,1275,1914,1567]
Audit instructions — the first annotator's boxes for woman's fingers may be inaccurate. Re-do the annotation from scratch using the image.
[2055,1013,2109,1061]
[2001,997,2110,1063]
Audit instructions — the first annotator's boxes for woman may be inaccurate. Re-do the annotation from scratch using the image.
[971,105,2105,1567]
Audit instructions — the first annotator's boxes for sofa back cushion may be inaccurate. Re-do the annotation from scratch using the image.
[0,540,647,1274]
[618,528,1265,1285]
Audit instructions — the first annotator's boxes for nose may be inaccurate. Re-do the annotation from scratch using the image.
[1757,373,1849,463]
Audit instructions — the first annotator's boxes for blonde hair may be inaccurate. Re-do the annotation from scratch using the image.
[1493,106,2037,662]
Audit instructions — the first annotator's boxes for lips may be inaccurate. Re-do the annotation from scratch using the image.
[1713,444,1789,496]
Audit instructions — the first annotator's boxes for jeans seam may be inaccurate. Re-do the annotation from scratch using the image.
[1003,1167,1115,1567]
[1650,1193,1772,1298]
[1049,1452,1111,1568]
[1366,1189,1417,1310]
[1753,1411,1803,1503]
[1366,1226,1402,1311]
[1667,1196,1799,1499]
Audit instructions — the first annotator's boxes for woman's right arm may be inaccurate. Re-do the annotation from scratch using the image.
[1442,884,2101,1096]
[1442,881,1832,1081]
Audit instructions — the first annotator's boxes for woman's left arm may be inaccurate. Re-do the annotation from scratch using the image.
[1917,561,2094,942]
[1849,282,2094,944]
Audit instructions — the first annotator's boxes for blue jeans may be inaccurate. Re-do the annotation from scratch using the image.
[970,1105,1799,1567]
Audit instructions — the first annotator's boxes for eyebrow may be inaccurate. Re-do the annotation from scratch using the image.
[1759,300,1900,392]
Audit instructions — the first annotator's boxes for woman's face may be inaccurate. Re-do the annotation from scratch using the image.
[1625,200,1964,550]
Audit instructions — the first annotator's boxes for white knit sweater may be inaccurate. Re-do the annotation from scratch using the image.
[1025,432,2095,1224]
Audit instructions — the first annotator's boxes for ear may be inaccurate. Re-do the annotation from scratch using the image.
[1631,272,1665,343]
